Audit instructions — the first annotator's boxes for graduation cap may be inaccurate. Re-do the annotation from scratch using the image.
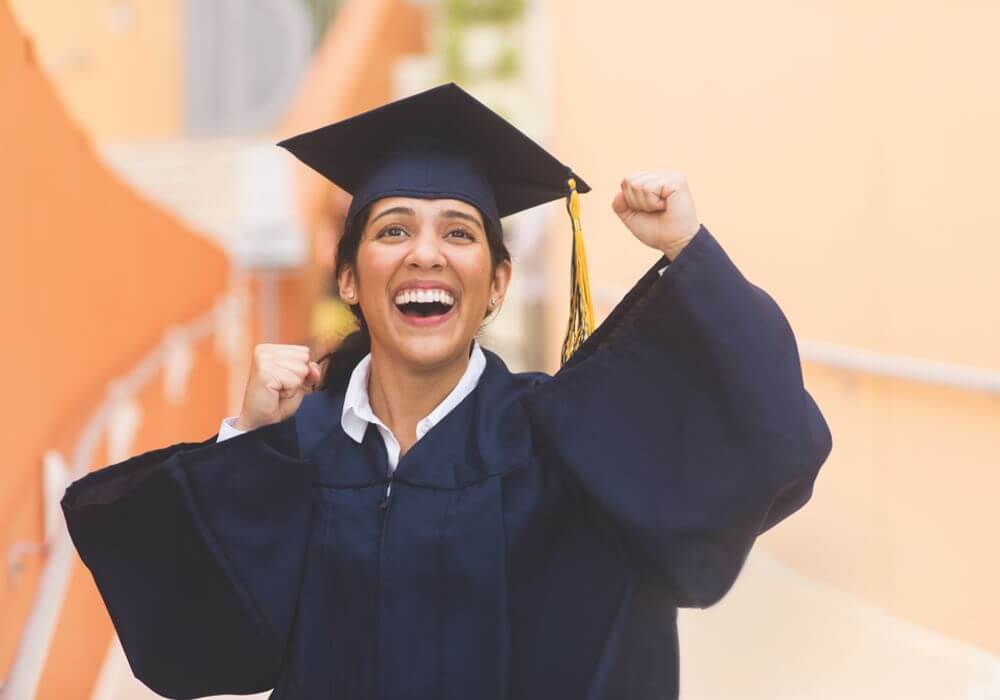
[277,82,595,364]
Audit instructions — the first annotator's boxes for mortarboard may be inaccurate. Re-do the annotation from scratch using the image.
[277,82,595,364]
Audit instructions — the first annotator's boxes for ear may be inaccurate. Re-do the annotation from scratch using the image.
[490,259,512,306]
[337,265,358,303]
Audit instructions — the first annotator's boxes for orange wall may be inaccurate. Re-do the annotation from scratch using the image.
[2,1,428,693]
[544,0,1000,653]
[0,1,228,695]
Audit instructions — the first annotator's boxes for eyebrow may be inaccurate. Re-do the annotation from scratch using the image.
[370,206,416,224]
[441,209,484,231]
[369,205,484,231]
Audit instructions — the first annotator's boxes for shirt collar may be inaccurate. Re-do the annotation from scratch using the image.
[341,340,487,444]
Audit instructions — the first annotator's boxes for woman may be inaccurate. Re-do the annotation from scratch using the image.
[62,84,831,699]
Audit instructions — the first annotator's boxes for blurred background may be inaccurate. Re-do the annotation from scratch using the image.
[2,0,998,698]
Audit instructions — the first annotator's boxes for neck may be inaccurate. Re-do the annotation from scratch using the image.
[367,344,471,456]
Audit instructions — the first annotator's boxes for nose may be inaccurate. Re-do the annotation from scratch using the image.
[405,225,446,270]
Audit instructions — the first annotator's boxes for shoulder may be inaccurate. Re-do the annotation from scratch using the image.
[478,347,551,400]
[476,348,554,439]
[294,390,347,457]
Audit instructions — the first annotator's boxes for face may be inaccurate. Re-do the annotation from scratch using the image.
[338,197,511,372]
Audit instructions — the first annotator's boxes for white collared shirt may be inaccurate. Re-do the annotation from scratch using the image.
[339,340,486,472]
[217,340,488,475]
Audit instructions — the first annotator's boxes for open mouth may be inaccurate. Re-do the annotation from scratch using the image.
[393,289,456,324]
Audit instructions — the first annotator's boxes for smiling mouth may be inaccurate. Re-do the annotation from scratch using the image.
[396,301,453,318]
[392,289,457,323]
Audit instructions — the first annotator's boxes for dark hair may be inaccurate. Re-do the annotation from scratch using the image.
[317,200,511,392]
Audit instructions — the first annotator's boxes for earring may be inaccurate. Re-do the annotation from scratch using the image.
[344,290,355,299]
[490,297,497,307]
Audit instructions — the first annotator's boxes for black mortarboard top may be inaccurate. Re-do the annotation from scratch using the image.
[277,82,595,364]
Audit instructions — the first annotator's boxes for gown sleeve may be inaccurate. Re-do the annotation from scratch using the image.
[523,226,832,609]
[61,416,313,699]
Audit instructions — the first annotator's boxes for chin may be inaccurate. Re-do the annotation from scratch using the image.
[392,333,470,371]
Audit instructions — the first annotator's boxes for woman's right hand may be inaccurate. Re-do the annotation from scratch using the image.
[234,344,322,431]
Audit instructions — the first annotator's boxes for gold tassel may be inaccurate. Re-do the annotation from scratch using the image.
[560,177,595,365]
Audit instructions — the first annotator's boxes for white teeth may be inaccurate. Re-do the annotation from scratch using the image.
[393,289,455,306]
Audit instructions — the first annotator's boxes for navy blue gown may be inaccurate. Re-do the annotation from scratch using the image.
[62,226,831,699]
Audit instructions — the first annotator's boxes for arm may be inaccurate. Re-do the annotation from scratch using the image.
[62,417,313,697]
[524,174,831,608]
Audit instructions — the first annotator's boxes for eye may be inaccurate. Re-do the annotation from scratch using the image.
[446,227,475,241]
[376,225,408,239]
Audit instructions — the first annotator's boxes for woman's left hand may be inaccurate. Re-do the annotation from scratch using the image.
[612,171,701,260]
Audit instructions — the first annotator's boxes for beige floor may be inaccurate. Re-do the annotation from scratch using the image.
[678,551,1000,699]
[106,550,1000,699]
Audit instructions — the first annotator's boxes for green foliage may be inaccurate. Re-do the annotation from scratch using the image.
[445,0,526,24]
[442,0,525,82]
[443,31,468,82]
[493,46,520,79]
[299,0,346,45]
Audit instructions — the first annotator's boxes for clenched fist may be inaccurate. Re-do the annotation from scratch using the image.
[234,344,322,431]
[612,171,701,260]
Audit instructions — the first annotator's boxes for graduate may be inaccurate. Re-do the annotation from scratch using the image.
[62,83,832,699]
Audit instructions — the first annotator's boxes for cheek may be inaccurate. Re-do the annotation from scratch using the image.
[355,245,397,294]
[352,248,400,327]
[450,248,494,303]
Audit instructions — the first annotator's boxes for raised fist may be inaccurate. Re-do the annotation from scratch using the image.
[612,171,700,260]
[234,344,322,431]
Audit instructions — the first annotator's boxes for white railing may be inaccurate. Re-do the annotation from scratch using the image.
[798,339,1000,395]
[1,287,248,700]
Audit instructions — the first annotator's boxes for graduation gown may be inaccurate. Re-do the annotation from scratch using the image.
[62,226,832,700]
